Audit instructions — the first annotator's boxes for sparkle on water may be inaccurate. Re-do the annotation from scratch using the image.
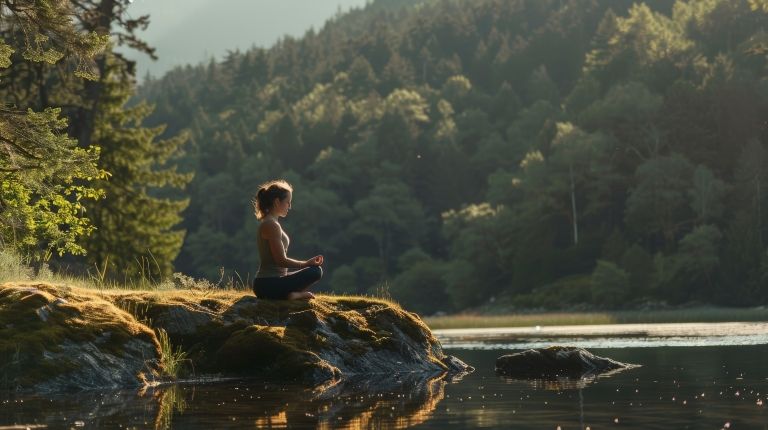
[2,322,767,429]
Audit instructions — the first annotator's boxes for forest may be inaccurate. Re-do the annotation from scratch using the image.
[2,0,768,314]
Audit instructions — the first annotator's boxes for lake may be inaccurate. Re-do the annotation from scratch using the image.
[2,323,767,429]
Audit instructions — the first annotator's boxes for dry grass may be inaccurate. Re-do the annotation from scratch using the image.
[0,281,161,388]
[424,307,768,329]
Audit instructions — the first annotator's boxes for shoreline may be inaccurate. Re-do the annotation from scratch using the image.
[434,321,768,350]
[424,306,768,330]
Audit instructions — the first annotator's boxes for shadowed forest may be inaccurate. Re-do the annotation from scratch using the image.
[2,0,768,314]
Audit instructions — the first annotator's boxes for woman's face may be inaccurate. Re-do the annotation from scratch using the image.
[274,191,292,218]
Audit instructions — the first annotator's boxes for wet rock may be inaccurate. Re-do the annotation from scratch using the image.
[495,346,638,379]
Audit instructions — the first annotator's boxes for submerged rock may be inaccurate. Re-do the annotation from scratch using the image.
[1,282,471,391]
[495,346,638,380]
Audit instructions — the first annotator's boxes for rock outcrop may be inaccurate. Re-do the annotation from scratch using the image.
[0,284,160,392]
[495,346,638,380]
[111,292,473,385]
[0,282,471,392]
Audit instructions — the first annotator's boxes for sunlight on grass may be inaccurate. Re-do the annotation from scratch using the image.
[424,308,768,329]
[157,328,188,380]
[0,248,239,292]
[6,248,768,331]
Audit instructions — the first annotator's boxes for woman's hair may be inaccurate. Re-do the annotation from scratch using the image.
[253,179,293,220]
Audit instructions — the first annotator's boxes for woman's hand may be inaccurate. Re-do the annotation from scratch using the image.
[304,255,324,266]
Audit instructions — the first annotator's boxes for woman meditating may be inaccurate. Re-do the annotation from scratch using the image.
[252,180,323,300]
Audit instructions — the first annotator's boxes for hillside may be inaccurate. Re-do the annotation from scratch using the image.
[135,0,768,312]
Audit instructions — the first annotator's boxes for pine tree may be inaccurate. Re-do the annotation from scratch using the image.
[81,58,192,279]
[0,0,108,259]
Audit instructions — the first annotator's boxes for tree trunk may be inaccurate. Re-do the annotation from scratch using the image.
[75,0,116,149]
[569,164,578,245]
[757,177,763,249]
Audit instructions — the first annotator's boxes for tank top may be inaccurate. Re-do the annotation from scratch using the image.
[256,219,290,278]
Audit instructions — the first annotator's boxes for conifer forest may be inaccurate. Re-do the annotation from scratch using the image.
[2,0,768,313]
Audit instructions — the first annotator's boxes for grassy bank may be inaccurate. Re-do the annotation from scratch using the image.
[424,307,768,330]
[6,249,767,332]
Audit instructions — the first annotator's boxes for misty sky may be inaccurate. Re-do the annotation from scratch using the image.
[122,0,369,80]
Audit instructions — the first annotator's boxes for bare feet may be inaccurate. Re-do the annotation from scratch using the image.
[287,291,315,300]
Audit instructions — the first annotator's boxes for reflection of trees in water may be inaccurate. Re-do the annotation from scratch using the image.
[313,372,447,429]
[143,371,456,429]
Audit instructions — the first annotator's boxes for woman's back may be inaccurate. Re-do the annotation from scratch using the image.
[256,219,289,278]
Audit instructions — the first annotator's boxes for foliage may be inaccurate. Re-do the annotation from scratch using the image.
[591,260,631,308]
[0,108,106,258]
[0,1,109,259]
[79,58,192,279]
[129,0,768,310]
[157,328,188,379]
[1,0,189,281]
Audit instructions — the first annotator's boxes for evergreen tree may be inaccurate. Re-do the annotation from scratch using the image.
[0,0,108,259]
[129,0,768,308]
[81,59,192,279]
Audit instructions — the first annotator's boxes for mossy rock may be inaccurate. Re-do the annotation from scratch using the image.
[215,325,340,383]
[495,346,639,380]
[1,283,472,391]
[0,283,160,391]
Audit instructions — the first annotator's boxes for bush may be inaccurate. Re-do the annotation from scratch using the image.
[390,259,452,315]
[510,275,593,309]
[621,244,654,296]
[591,260,630,308]
[0,248,33,282]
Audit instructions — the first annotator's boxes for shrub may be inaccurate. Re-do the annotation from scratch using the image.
[591,260,630,308]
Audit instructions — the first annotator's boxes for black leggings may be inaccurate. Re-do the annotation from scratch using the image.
[252,266,323,300]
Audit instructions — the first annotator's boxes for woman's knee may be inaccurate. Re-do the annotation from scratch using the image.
[309,265,323,281]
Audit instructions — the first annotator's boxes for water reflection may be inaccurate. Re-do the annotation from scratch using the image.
[2,344,768,429]
[313,373,448,429]
[150,384,187,430]
[428,346,768,429]
[499,364,639,391]
[0,370,458,429]
[141,370,455,429]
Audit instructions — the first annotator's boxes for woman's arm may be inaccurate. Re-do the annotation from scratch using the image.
[261,221,310,269]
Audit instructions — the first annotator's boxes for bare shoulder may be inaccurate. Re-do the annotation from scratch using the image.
[259,219,282,238]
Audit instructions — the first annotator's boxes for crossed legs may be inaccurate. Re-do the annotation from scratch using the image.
[253,266,323,300]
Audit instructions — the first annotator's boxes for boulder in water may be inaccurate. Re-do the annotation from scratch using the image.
[495,346,638,379]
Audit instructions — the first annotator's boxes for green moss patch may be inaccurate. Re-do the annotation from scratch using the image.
[215,325,339,382]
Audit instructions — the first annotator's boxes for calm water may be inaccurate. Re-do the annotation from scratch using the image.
[2,325,768,429]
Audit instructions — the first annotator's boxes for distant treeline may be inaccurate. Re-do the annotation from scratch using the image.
[134,0,768,312]
[4,0,766,312]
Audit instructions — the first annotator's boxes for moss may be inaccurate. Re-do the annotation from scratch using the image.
[215,324,336,381]
[0,282,161,389]
[1,283,450,388]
